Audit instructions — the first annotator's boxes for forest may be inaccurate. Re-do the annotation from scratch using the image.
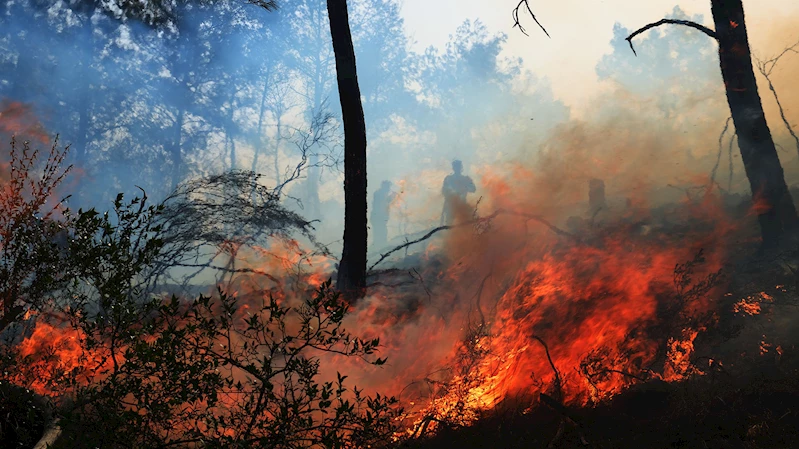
[2,0,799,448]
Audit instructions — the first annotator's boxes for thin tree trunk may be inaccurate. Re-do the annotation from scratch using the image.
[305,60,325,221]
[228,108,237,170]
[252,76,270,174]
[273,113,282,186]
[711,0,798,246]
[170,108,185,190]
[327,0,367,298]
[229,133,237,170]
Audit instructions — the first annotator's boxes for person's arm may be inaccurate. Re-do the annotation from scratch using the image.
[466,176,476,193]
[442,176,453,195]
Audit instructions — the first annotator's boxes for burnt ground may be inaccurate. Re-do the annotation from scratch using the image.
[399,370,799,449]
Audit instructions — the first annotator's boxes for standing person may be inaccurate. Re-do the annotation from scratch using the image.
[441,160,476,225]
[371,180,396,249]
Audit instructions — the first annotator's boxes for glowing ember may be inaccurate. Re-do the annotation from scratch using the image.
[733,291,774,316]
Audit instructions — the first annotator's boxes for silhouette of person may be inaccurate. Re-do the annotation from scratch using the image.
[371,180,396,249]
[441,160,476,225]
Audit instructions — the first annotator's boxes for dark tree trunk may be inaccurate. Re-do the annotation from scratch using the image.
[711,0,798,246]
[327,0,367,298]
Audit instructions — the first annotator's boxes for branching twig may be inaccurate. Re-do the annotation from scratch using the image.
[625,19,717,56]
[755,39,799,160]
[367,209,577,271]
[709,117,732,193]
[532,335,561,401]
[511,0,550,38]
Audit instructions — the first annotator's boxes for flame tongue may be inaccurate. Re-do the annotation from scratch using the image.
[392,199,732,431]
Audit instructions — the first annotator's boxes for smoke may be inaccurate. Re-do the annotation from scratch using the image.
[5,0,799,432]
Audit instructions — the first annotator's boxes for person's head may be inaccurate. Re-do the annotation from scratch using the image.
[452,160,463,174]
[380,180,392,190]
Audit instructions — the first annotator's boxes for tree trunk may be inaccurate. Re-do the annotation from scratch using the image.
[273,113,282,186]
[327,0,367,298]
[711,0,798,246]
[252,76,270,175]
[170,108,185,191]
[75,91,89,165]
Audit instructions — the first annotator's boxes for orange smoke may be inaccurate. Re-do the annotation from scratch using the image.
[0,100,50,145]
[337,153,741,436]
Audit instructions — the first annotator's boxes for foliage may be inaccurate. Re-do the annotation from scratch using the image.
[0,137,72,333]
[50,280,400,448]
[0,137,399,449]
[0,137,166,336]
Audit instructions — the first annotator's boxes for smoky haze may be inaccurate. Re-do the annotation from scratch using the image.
[1,2,799,287]
[6,1,799,442]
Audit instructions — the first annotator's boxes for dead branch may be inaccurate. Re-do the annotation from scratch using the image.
[755,39,799,159]
[32,419,61,449]
[410,415,447,440]
[709,117,733,193]
[728,132,737,192]
[248,0,278,12]
[472,271,492,328]
[625,19,717,56]
[274,108,339,198]
[411,267,434,302]
[532,335,562,401]
[367,209,577,272]
[511,0,550,38]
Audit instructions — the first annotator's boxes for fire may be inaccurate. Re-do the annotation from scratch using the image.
[733,291,774,316]
[351,161,740,436]
[14,321,89,396]
[1,108,758,444]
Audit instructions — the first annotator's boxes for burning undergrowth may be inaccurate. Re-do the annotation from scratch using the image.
[3,99,795,448]
[336,158,757,439]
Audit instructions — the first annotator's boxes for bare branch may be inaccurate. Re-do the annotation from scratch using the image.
[728,132,737,192]
[512,0,550,38]
[367,209,577,272]
[625,19,717,56]
[532,335,561,401]
[755,40,799,159]
[248,0,278,11]
[708,116,732,193]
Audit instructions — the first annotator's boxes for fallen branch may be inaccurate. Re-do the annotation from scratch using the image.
[625,19,717,56]
[33,419,61,449]
[410,415,447,440]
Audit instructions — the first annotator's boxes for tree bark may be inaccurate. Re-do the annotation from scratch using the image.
[711,0,798,246]
[327,0,367,298]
